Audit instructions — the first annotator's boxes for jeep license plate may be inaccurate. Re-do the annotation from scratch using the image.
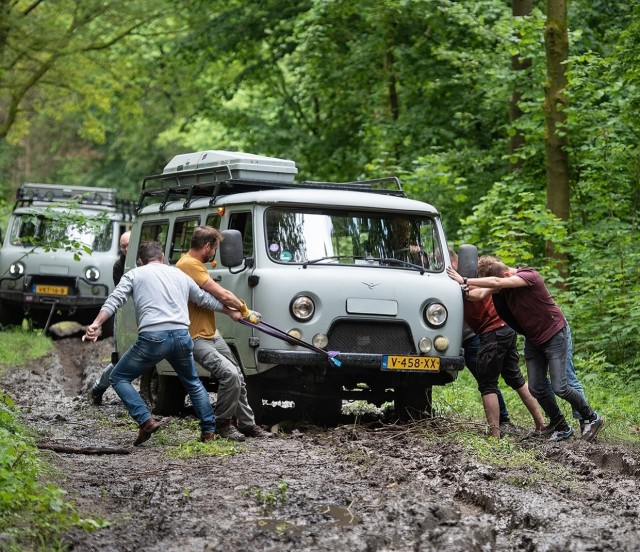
[34,285,68,296]
[382,355,440,372]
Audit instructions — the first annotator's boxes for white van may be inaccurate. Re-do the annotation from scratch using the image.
[116,151,475,424]
[0,183,133,332]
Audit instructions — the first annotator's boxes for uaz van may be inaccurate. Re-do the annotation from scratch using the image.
[116,151,475,424]
[0,183,133,332]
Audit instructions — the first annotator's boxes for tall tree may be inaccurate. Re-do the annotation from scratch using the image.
[544,0,570,264]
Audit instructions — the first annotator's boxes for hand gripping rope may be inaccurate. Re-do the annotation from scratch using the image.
[239,319,342,367]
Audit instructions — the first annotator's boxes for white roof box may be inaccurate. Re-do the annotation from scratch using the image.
[162,150,298,183]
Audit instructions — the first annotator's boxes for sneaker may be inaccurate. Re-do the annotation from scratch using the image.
[241,425,274,438]
[581,412,605,442]
[216,421,246,442]
[548,425,573,442]
[90,386,105,406]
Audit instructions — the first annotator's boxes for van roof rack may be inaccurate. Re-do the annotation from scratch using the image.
[137,165,406,213]
[14,183,136,219]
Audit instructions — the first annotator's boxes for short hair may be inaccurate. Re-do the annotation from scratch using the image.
[477,255,501,277]
[138,241,164,265]
[448,247,457,262]
[484,260,509,278]
[191,225,223,249]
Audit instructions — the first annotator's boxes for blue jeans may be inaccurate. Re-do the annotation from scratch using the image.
[543,323,586,420]
[463,334,510,423]
[525,326,594,427]
[109,329,215,433]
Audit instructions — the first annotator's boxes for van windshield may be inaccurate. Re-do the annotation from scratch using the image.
[265,208,443,271]
[10,214,114,252]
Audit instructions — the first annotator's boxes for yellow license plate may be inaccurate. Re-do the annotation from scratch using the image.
[35,285,69,296]
[382,355,440,372]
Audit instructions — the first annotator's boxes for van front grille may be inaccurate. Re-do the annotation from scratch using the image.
[327,320,416,355]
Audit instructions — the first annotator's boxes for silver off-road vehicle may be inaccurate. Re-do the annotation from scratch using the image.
[116,150,476,424]
[0,183,133,332]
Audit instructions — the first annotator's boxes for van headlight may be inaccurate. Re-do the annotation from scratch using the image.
[9,261,25,276]
[423,302,447,328]
[85,267,100,281]
[291,295,315,321]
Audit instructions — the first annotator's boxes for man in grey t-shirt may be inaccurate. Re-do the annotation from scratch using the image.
[83,240,248,446]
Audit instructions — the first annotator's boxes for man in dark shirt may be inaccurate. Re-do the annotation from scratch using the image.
[447,261,604,442]
[90,230,130,404]
[112,231,130,286]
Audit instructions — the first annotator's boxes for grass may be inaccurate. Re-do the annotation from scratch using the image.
[0,326,52,367]
[434,360,640,444]
[0,391,108,551]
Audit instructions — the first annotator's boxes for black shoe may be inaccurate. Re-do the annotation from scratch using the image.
[90,386,105,406]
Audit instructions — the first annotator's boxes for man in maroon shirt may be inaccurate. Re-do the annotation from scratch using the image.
[463,292,545,438]
[447,261,604,442]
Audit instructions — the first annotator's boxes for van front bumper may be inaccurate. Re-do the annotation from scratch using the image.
[257,349,465,373]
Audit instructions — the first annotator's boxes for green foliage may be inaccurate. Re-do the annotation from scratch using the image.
[0,391,108,551]
[165,437,245,459]
[244,479,289,515]
[0,327,51,366]
[435,366,640,444]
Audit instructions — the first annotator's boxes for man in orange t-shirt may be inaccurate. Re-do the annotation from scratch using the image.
[176,226,273,441]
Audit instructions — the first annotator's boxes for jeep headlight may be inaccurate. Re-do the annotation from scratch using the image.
[85,267,100,281]
[291,295,315,321]
[423,302,447,328]
[9,261,25,276]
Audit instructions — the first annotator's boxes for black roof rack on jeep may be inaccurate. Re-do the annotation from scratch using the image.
[14,183,136,220]
[137,165,406,213]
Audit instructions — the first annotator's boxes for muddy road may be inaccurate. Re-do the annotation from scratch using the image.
[2,334,639,551]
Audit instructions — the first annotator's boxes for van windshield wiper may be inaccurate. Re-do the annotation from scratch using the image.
[381,258,426,273]
[301,255,425,274]
[302,255,358,268]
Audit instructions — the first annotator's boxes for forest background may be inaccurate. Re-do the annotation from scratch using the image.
[0,0,638,384]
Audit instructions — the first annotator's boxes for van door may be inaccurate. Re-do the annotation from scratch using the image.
[207,209,256,371]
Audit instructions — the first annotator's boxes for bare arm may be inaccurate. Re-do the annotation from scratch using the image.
[200,278,244,310]
[446,266,528,289]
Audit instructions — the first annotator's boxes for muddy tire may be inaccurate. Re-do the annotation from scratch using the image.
[140,367,186,416]
[245,375,265,424]
[295,395,343,427]
[394,385,432,421]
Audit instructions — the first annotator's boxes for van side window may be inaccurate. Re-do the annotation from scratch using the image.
[227,212,253,257]
[140,221,169,251]
[205,214,220,229]
[169,218,200,264]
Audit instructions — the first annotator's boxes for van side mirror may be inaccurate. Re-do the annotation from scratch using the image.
[457,244,478,278]
[219,229,245,269]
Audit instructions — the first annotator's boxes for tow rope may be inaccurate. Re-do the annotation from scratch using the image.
[239,319,342,367]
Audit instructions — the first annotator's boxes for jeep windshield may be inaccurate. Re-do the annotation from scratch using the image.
[9,214,114,252]
[265,207,444,271]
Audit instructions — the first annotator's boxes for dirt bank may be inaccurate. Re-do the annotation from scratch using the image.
[1,335,639,551]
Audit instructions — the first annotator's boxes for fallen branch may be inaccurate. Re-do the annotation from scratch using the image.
[37,442,130,455]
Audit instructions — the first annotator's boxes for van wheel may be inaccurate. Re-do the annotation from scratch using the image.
[295,395,343,427]
[140,367,186,416]
[245,375,265,425]
[0,302,24,329]
[394,386,433,421]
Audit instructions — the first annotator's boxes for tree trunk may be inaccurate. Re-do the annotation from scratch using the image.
[544,0,570,276]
